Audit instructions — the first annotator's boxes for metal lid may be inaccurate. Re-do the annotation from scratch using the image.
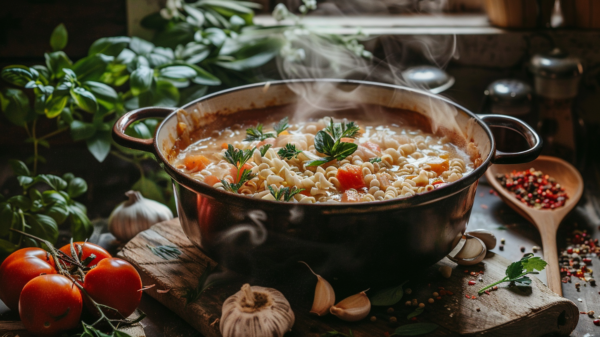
[485,79,532,105]
[402,65,455,94]
[529,48,583,79]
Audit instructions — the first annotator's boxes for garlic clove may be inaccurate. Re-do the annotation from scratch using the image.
[453,235,486,266]
[299,261,335,316]
[465,229,497,250]
[329,290,371,322]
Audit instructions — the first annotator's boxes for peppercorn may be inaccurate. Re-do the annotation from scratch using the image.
[501,238,505,244]
[476,308,481,312]
[389,316,397,323]
[419,303,425,308]
[387,307,394,314]
[589,311,596,317]
[405,288,412,295]
[499,245,504,251]
[520,246,526,252]
[591,279,597,286]
[428,298,434,304]
[405,301,411,306]
[432,292,439,297]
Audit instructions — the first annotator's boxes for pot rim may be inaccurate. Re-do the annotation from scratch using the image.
[154,79,494,211]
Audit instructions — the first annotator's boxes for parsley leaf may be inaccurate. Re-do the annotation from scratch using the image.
[221,169,254,193]
[245,124,275,142]
[259,144,272,157]
[278,143,302,160]
[273,117,289,136]
[306,118,359,167]
[369,157,382,163]
[479,253,547,294]
[221,145,255,193]
[268,185,305,202]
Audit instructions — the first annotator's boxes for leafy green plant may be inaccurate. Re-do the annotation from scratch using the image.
[478,253,547,294]
[0,160,92,256]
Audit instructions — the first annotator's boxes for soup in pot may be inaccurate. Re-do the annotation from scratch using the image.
[171,107,478,203]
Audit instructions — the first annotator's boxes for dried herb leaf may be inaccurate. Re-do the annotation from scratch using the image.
[147,244,181,260]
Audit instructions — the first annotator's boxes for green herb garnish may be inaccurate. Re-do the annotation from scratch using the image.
[259,144,272,157]
[147,244,182,260]
[245,124,275,142]
[278,143,303,160]
[369,157,382,163]
[268,185,305,202]
[306,118,359,167]
[273,117,289,136]
[370,281,407,306]
[478,253,547,294]
[407,307,424,319]
[221,145,255,193]
[222,169,254,193]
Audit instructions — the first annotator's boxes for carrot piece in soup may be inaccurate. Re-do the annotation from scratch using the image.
[221,143,228,149]
[341,189,361,202]
[361,141,381,154]
[428,159,449,176]
[340,137,355,143]
[184,155,211,171]
[336,165,366,191]
[229,163,253,183]
[204,175,220,186]
[279,130,290,136]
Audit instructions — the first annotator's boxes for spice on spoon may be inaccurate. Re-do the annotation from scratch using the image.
[496,168,568,209]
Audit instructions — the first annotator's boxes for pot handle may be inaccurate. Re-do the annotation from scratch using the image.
[479,114,543,165]
[112,107,174,153]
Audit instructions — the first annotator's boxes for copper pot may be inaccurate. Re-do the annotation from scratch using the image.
[113,80,542,288]
[485,0,555,28]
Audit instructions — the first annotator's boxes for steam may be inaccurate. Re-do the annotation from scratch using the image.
[219,210,268,246]
[271,0,465,138]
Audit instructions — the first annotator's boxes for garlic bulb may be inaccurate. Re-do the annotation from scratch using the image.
[299,261,335,316]
[465,229,497,250]
[220,284,295,337]
[329,290,371,322]
[108,190,174,242]
[452,235,486,266]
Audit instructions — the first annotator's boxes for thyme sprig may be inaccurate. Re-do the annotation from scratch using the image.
[278,143,302,160]
[268,185,305,202]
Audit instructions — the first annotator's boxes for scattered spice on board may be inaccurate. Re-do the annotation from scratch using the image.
[559,228,598,286]
[496,168,568,209]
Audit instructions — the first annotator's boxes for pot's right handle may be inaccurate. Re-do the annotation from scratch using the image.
[112,107,174,153]
[479,114,543,165]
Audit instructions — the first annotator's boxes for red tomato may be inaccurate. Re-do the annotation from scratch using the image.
[83,258,142,318]
[361,141,381,154]
[229,163,253,183]
[58,242,111,268]
[336,165,366,191]
[0,248,56,311]
[19,274,82,336]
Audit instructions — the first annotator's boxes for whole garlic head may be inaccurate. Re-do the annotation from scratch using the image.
[108,190,174,242]
[221,284,295,337]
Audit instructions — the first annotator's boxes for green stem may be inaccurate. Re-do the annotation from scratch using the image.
[32,119,38,176]
[478,277,508,294]
[17,210,26,247]
[39,126,68,140]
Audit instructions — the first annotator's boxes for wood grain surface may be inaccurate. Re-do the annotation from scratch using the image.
[119,218,579,337]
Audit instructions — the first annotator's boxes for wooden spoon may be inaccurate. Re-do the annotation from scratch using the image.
[485,155,583,296]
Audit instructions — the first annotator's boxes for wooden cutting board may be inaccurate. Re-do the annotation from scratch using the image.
[118,218,579,337]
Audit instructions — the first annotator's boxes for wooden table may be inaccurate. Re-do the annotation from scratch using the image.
[2,174,600,337]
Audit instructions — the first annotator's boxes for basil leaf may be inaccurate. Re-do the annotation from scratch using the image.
[158,65,197,80]
[50,23,68,51]
[153,22,196,49]
[72,54,113,82]
[406,307,424,319]
[179,84,207,104]
[68,205,92,241]
[45,93,69,118]
[314,130,335,155]
[130,66,154,96]
[392,323,438,336]
[371,281,406,306]
[130,37,155,55]
[0,88,31,126]
[70,87,97,113]
[31,65,51,85]
[204,28,227,47]
[188,65,221,86]
[89,36,131,57]
[38,174,68,191]
[140,80,179,107]
[8,159,30,176]
[332,142,358,161]
[0,238,19,257]
[42,190,67,205]
[44,51,72,78]
[305,157,332,167]
[66,177,87,198]
[84,81,117,109]
[86,130,112,162]
[1,66,34,87]
[17,176,33,187]
[0,203,14,236]
[44,202,69,225]
[70,120,96,141]
[9,195,31,210]
[26,213,59,243]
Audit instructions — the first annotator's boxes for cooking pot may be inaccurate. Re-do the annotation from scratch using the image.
[113,79,541,289]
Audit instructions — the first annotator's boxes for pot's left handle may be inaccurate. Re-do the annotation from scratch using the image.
[112,107,174,153]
